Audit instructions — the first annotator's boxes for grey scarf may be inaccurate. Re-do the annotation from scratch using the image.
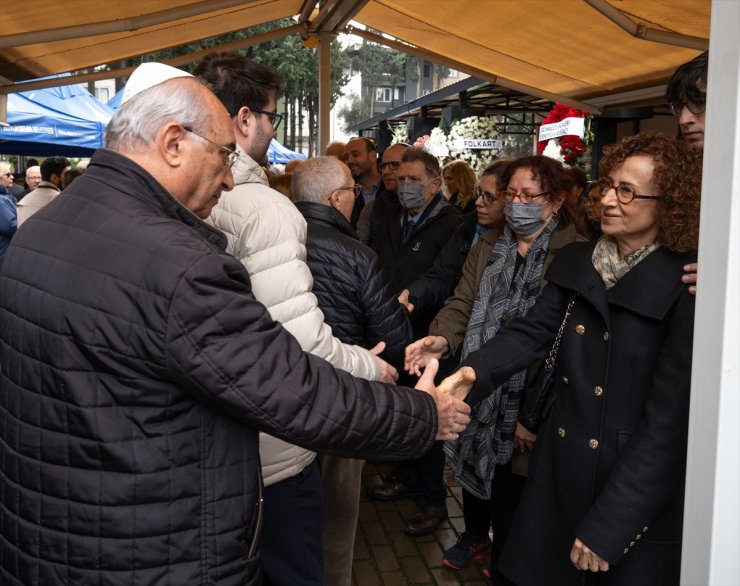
[445,217,558,499]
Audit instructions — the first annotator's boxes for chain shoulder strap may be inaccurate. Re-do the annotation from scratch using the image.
[544,293,577,371]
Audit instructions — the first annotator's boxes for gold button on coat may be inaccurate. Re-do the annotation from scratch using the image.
[623,547,629,554]
[589,438,599,449]
[558,427,566,438]
[603,331,609,341]
[561,376,569,384]
[630,541,636,547]
[575,324,586,335]
[593,386,603,396]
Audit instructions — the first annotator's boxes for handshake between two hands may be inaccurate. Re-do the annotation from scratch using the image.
[412,357,476,442]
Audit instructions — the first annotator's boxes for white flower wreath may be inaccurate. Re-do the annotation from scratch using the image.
[447,116,501,173]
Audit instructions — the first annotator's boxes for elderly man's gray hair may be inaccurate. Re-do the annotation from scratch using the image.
[292,156,347,204]
[105,77,210,152]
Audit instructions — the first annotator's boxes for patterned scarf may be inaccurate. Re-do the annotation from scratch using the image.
[445,217,558,499]
[592,236,660,289]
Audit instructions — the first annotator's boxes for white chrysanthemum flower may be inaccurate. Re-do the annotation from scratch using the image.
[543,139,565,164]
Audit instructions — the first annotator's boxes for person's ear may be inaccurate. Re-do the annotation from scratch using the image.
[329,189,342,209]
[235,106,252,137]
[160,123,188,168]
[550,192,566,213]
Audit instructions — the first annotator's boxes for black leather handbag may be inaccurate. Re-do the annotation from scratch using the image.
[520,293,577,433]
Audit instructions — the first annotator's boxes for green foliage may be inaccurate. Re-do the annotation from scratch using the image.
[127,19,350,154]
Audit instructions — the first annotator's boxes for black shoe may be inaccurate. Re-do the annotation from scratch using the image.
[366,481,420,501]
[403,505,448,537]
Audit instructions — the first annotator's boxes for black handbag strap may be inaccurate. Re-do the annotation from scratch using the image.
[544,293,577,371]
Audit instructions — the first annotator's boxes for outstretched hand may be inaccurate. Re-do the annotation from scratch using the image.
[404,336,449,376]
[368,341,398,383]
[414,359,472,441]
[436,366,476,401]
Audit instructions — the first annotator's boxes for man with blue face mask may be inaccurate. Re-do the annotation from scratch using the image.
[367,148,462,537]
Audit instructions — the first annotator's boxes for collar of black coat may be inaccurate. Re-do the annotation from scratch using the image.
[86,149,227,251]
[545,240,697,321]
[295,200,358,240]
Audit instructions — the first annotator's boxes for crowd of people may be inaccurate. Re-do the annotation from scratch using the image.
[0,48,708,586]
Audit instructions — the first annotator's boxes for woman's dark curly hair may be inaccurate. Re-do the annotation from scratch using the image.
[497,155,578,228]
[599,132,702,252]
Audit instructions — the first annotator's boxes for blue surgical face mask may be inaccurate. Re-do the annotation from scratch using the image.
[398,182,427,210]
[504,201,547,236]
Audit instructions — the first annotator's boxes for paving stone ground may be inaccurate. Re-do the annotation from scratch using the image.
[351,462,491,586]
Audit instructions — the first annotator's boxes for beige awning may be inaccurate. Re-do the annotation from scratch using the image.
[0,0,710,109]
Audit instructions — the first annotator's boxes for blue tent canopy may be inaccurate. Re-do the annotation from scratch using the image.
[106,87,123,111]
[268,139,306,165]
[0,81,113,157]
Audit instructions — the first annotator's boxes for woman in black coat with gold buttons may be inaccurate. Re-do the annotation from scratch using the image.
[409,133,702,585]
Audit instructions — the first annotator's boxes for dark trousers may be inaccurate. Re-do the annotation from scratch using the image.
[396,441,447,507]
[261,460,324,586]
[475,463,525,585]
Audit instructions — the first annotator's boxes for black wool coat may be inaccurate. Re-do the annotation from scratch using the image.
[296,201,412,369]
[406,211,479,314]
[463,240,696,586]
[371,193,462,338]
[0,149,438,586]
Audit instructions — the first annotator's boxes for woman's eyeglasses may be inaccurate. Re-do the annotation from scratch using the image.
[595,178,664,204]
[251,107,283,131]
[502,190,549,204]
[474,186,499,205]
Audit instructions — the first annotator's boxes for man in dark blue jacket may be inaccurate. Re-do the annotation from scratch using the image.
[367,148,463,537]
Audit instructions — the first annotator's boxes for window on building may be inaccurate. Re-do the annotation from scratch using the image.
[423,64,431,78]
[375,88,392,102]
[95,87,110,102]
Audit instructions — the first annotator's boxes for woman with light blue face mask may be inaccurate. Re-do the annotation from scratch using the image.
[404,155,586,576]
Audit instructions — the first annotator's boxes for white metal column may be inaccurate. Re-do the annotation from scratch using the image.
[682,1,740,584]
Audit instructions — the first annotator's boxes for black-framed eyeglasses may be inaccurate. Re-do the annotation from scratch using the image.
[668,100,706,117]
[336,185,363,199]
[474,185,499,205]
[183,126,240,170]
[502,190,549,204]
[251,107,283,131]
[380,161,401,171]
[596,177,664,205]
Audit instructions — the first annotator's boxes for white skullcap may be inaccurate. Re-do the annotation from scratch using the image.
[121,62,193,104]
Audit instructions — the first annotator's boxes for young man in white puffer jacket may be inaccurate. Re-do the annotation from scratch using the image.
[195,53,398,586]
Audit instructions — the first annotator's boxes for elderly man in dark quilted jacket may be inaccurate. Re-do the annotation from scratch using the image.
[0,68,473,586]
[293,156,414,586]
